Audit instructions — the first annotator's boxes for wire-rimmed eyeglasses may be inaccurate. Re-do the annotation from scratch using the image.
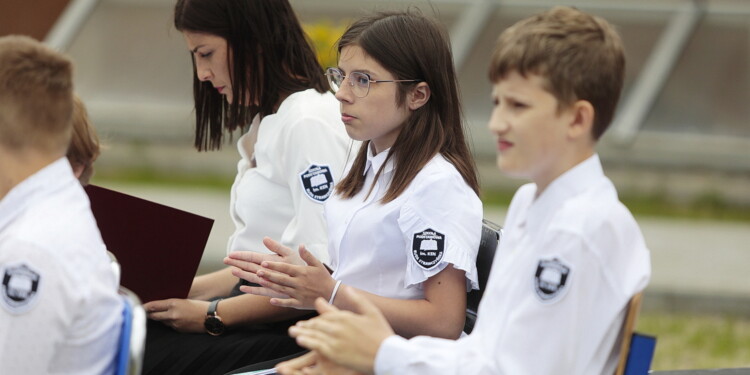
[325,67,422,98]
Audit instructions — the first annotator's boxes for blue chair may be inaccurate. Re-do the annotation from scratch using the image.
[615,292,657,375]
[116,286,146,375]
[464,219,503,334]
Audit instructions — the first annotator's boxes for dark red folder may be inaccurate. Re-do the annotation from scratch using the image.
[85,184,213,303]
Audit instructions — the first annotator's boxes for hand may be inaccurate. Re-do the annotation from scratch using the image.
[276,351,366,375]
[143,298,210,333]
[224,237,307,285]
[288,288,393,374]
[242,245,336,310]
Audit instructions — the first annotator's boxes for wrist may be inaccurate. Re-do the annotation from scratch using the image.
[204,298,226,335]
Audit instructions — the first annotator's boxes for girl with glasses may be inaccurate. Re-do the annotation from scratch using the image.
[224,9,483,373]
[142,0,351,373]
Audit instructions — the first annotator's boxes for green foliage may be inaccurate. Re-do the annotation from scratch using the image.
[637,311,750,370]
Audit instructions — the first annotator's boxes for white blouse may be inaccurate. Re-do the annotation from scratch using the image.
[327,146,482,300]
[227,89,351,263]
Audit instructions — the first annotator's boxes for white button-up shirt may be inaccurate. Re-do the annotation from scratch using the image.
[227,89,351,262]
[375,154,651,374]
[327,147,482,300]
[0,158,122,374]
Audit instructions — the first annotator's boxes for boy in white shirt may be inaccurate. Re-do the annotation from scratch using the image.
[0,35,121,374]
[275,6,651,375]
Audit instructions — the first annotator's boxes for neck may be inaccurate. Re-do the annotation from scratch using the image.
[533,147,594,199]
[0,147,59,200]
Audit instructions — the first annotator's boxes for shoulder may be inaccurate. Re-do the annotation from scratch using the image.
[404,154,481,209]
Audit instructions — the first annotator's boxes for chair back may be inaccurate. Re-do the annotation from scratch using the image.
[615,292,656,375]
[116,286,146,375]
[464,219,502,334]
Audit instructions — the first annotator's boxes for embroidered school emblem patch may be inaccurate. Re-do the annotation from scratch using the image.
[412,229,445,270]
[299,164,334,203]
[1,263,42,314]
[534,258,571,302]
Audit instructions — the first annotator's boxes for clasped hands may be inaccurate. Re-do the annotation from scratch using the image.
[223,237,336,310]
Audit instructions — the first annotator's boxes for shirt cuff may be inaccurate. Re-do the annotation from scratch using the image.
[374,335,412,375]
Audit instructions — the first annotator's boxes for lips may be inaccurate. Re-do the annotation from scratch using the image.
[215,86,225,94]
[341,113,356,123]
[498,139,513,152]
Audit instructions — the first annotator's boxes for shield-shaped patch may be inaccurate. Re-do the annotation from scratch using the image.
[1,263,42,314]
[299,164,334,203]
[534,258,571,302]
[412,228,445,270]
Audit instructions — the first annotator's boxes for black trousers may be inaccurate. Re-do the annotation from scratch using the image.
[143,281,312,375]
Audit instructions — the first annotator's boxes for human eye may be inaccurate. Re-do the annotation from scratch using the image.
[506,98,528,110]
[197,51,213,58]
[353,72,371,86]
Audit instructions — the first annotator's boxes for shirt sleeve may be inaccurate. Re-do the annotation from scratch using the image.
[278,115,350,264]
[374,228,645,374]
[0,239,75,373]
[397,169,482,291]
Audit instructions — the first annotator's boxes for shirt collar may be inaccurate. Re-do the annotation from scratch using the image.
[363,144,395,176]
[0,158,76,233]
[525,153,605,231]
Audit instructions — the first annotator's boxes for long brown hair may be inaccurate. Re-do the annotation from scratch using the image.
[174,0,328,151]
[335,10,479,202]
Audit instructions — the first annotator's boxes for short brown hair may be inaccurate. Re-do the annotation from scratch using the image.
[0,35,74,153]
[489,6,625,140]
[67,95,100,185]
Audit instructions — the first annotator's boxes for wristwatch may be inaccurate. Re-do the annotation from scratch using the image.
[204,299,226,336]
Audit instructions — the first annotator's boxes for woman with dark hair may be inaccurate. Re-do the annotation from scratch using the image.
[141,0,351,373]
[224,9,483,373]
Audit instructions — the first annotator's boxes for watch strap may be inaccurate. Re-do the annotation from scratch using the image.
[208,298,222,316]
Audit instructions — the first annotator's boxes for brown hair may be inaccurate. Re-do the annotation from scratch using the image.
[488,6,625,140]
[174,0,328,151]
[335,10,479,203]
[67,95,100,185]
[0,35,73,153]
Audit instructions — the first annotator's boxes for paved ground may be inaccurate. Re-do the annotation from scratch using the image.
[104,183,750,314]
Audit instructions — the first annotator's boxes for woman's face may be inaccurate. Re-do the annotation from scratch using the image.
[182,31,234,104]
[334,45,411,155]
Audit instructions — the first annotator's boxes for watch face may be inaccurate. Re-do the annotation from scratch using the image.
[204,316,225,336]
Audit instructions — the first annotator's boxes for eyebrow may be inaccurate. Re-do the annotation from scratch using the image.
[190,45,205,54]
[337,67,376,76]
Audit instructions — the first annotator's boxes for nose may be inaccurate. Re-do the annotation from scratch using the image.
[195,59,213,82]
[488,106,509,135]
[334,78,354,104]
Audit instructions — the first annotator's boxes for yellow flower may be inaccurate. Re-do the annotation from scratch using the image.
[303,20,349,69]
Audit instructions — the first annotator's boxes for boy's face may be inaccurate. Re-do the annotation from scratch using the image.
[488,71,576,188]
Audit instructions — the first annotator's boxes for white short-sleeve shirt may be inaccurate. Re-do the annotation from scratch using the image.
[327,147,482,300]
[375,154,651,374]
[0,158,122,375]
[227,89,352,263]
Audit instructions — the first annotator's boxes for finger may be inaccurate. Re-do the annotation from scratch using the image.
[260,261,301,278]
[269,297,305,309]
[226,250,268,264]
[263,237,293,257]
[143,299,172,313]
[258,265,298,287]
[277,351,318,372]
[229,266,264,284]
[223,257,262,274]
[314,297,340,315]
[298,245,324,269]
[342,286,381,317]
[239,285,289,299]
[147,309,174,321]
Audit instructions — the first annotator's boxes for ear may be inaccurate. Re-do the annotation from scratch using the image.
[407,82,430,111]
[567,100,595,141]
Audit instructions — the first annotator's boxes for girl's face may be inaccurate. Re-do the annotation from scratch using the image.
[183,31,234,104]
[335,45,411,155]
